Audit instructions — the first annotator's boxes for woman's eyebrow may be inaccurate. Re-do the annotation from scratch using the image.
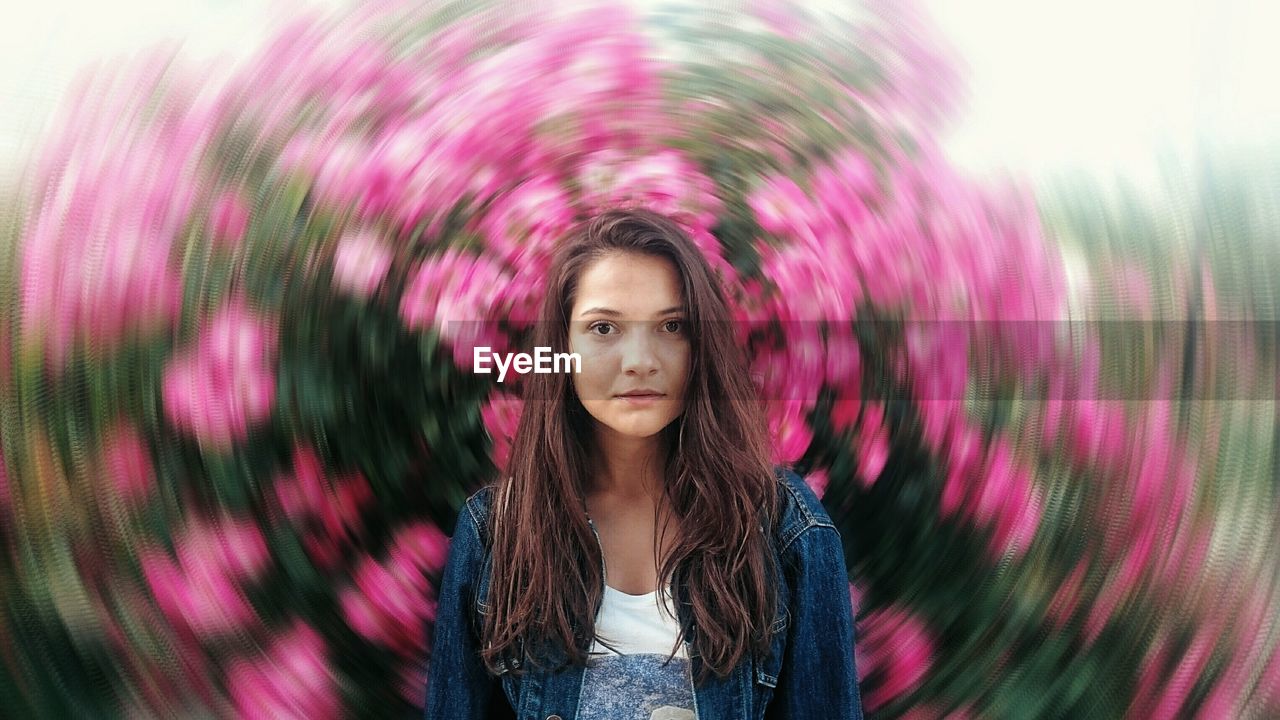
[577,307,621,319]
[576,306,686,319]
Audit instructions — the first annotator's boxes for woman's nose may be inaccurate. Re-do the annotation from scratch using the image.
[619,328,660,375]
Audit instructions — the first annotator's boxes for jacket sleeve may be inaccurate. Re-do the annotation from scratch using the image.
[424,500,504,719]
[768,524,865,720]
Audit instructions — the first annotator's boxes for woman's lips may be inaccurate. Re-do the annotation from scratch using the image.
[616,392,665,404]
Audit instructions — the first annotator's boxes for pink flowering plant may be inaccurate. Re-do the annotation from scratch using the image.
[0,0,1276,718]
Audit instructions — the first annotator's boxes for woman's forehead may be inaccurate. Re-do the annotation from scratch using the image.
[572,253,686,317]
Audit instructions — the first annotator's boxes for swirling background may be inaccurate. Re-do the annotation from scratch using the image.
[1,0,1278,717]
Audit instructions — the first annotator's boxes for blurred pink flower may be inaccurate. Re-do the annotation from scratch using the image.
[856,601,936,711]
[974,439,1042,557]
[1120,393,1194,582]
[940,425,983,518]
[830,400,862,435]
[273,445,372,571]
[989,480,1043,558]
[400,249,512,370]
[162,300,278,450]
[274,445,326,521]
[389,522,449,577]
[496,267,549,332]
[853,402,890,488]
[342,547,436,657]
[1259,643,1280,715]
[533,5,666,148]
[751,173,821,244]
[398,656,432,709]
[576,149,730,275]
[811,160,875,249]
[808,149,880,262]
[174,515,270,583]
[896,315,975,453]
[1045,561,1088,629]
[99,421,154,502]
[1109,261,1154,319]
[141,548,257,637]
[858,0,962,135]
[746,0,807,39]
[210,190,251,249]
[140,515,267,638]
[1196,628,1255,719]
[228,621,338,720]
[940,431,1041,558]
[915,399,965,452]
[282,134,372,209]
[1040,340,1137,473]
[751,339,823,410]
[1153,523,1211,599]
[332,228,394,298]
[761,241,860,325]
[476,176,575,330]
[817,149,880,205]
[825,324,863,395]
[267,4,665,235]
[1129,629,1217,720]
[481,393,524,471]
[768,401,813,464]
[804,467,829,500]
[476,175,576,273]
[580,149,721,226]
[18,52,211,369]
[1049,398,1131,471]
[729,278,774,347]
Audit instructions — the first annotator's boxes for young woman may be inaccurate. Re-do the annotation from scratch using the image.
[426,208,863,720]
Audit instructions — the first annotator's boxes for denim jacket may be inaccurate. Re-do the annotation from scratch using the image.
[425,467,864,720]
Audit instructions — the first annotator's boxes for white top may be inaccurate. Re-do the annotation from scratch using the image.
[578,533,697,719]
[590,583,688,658]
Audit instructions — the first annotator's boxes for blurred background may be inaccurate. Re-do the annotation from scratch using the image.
[6,0,1280,181]
[1,0,1278,717]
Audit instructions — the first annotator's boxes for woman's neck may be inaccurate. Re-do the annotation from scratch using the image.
[587,426,669,500]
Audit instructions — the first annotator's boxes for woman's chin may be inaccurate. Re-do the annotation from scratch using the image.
[600,416,674,440]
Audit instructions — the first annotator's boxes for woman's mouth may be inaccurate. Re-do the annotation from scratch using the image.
[616,391,665,404]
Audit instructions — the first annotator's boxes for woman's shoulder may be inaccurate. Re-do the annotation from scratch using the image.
[458,481,513,546]
[463,483,497,514]
[771,466,837,548]
[460,484,495,531]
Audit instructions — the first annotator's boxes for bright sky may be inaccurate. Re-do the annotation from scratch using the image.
[927,0,1280,179]
[2,0,1278,183]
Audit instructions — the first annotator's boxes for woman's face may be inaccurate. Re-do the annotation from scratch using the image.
[568,251,691,441]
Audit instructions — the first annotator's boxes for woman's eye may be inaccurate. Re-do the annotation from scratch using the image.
[588,322,617,336]
[663,319,685,334]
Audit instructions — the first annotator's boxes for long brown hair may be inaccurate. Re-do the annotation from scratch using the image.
[480,207,780,685]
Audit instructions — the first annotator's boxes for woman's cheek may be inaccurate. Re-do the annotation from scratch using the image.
[571,341,616,403]
[660,343,691,404]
